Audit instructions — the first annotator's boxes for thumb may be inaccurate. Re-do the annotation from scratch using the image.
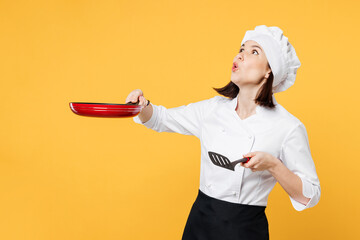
[243,152,256,158]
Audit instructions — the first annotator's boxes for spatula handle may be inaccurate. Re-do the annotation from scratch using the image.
[232,157,251,165]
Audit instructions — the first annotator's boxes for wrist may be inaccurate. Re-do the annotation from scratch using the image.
[268,156,282,174]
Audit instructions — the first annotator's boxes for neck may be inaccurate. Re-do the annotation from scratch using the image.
[236,87,259,116]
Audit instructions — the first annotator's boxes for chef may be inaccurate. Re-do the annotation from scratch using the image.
[127,25,321,240]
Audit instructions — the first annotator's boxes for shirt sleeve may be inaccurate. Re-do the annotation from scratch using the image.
[280,122,321,211]
[132,96,218,139]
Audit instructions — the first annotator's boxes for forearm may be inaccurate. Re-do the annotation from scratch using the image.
[138,104,153,123]
[268,158,311,206]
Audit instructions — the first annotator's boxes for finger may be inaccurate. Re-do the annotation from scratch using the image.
[243,155,257,167]
[134,94,142,103]
[140,96,147,106]
[127,90,143,103]
[125,95,132,103]
[242,162,251,168]
[126,94,138,103]
[142,96,147,106]
[240,162,250,168]
[136,89,143,96]
[243,152,256,158]
[244,158,257,168]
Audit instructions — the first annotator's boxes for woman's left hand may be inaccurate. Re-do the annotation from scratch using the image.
[240,151,280,172]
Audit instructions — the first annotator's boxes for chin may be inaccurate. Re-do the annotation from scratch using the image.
[230,77,241,85]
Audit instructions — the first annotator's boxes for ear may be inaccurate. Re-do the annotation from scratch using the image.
[265,63,272,79]
[265,70,271,79]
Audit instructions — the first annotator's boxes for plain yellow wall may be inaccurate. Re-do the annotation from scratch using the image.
[1,0,359,239]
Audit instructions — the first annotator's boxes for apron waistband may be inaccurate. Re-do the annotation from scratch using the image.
[197,189,266,210]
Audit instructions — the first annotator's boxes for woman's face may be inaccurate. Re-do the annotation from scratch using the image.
[231,40,271,89]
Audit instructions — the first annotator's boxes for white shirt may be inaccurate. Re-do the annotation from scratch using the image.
[133,93,321,211]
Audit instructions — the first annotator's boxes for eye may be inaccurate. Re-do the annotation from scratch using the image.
[239,48,259,55]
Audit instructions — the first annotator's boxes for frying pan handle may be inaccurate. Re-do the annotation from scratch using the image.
[125,99,151,106]
[126,100,140,105]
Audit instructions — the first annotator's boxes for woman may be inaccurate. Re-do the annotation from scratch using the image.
[127,25,321,240]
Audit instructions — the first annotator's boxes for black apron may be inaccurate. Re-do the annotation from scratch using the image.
[182,189,269,240]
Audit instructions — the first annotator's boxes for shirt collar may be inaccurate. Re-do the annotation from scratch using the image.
[229,92,277,114]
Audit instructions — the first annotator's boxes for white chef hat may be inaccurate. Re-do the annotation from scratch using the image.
[240,25,301,93]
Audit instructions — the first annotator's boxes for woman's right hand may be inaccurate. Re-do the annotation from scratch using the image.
[125,89,149,110]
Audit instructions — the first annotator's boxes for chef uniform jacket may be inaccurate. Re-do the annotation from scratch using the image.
[133,93,321,211]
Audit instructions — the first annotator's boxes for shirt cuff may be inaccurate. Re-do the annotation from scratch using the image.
[133,103,157,129]
[289,177,318,211]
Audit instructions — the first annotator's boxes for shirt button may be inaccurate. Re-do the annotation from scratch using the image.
[233,191,238,196]
[248,135,252,139]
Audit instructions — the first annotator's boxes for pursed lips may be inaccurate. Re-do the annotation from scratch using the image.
[232,62,239,72]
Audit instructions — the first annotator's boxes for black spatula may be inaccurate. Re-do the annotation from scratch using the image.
[208,151,251,171]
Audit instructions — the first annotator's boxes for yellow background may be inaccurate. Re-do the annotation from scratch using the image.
[1,0,359,239]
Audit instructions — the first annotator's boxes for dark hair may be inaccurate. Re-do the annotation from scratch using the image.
[212,71,275,108]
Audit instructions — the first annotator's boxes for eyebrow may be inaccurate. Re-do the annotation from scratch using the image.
[240,44,262,52]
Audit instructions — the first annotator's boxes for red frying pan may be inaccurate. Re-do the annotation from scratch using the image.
[69,100,147,118]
